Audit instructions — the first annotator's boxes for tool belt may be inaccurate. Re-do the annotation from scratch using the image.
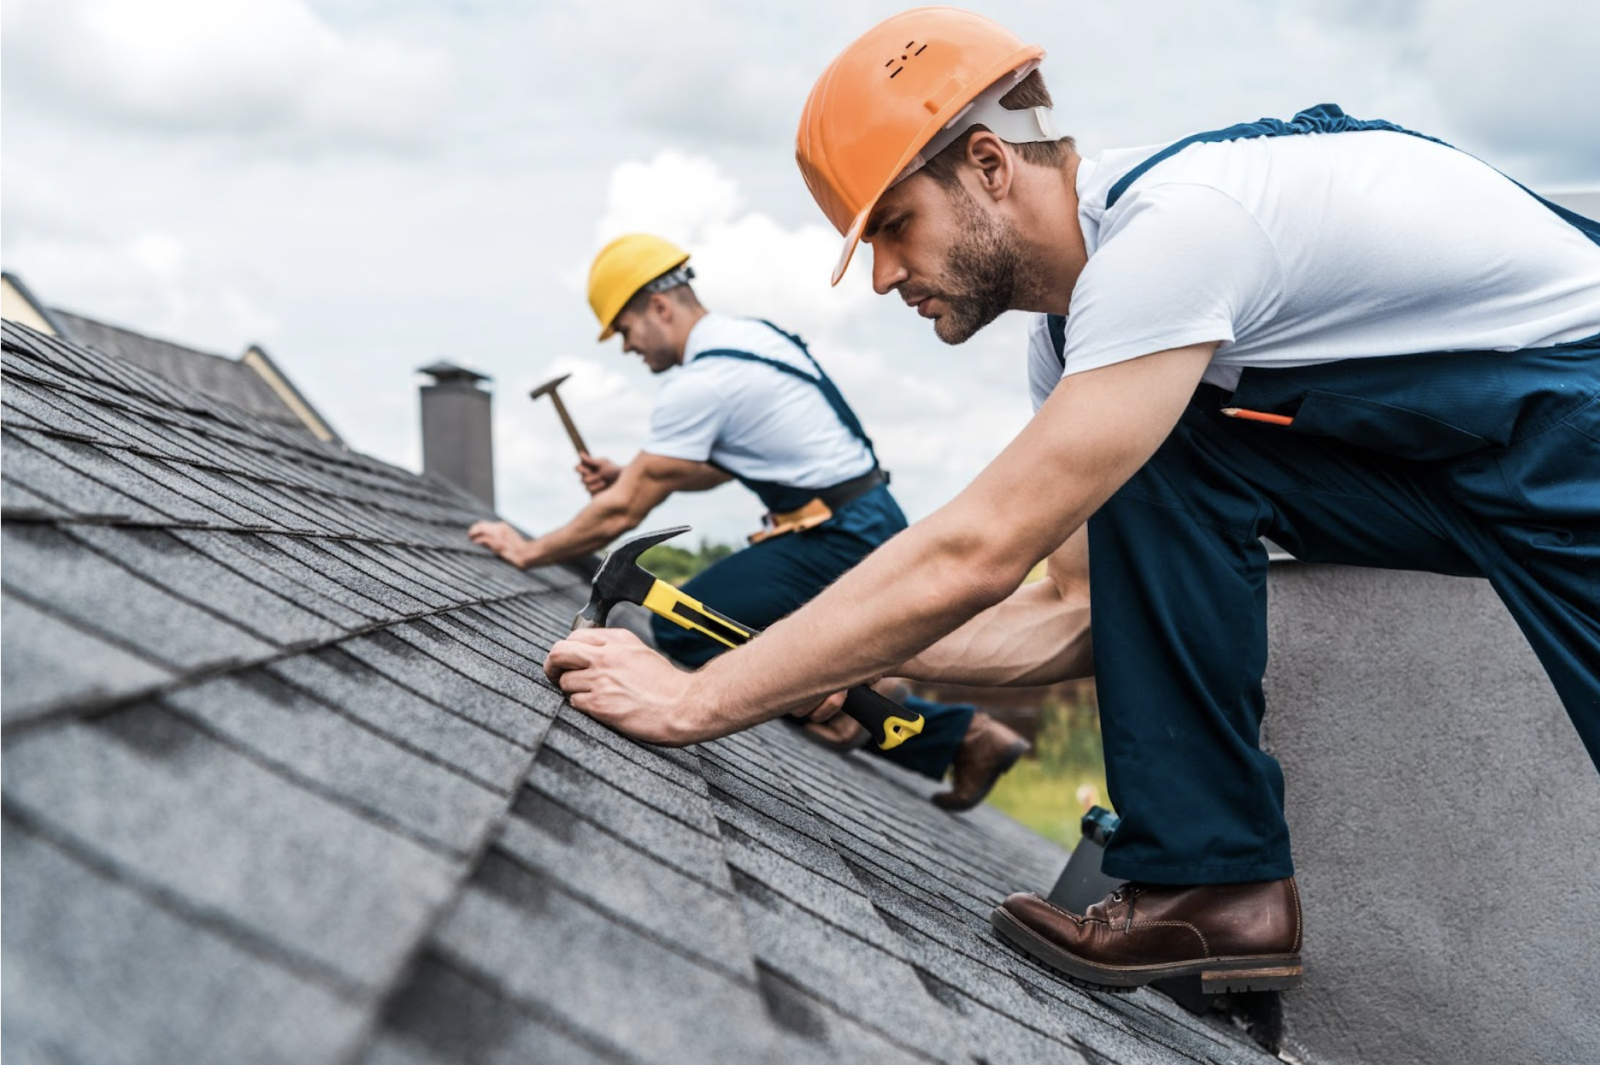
[748,467,887,544]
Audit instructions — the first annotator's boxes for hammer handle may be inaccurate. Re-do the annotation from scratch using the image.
[548,392,589,456]
[640,579,925,751]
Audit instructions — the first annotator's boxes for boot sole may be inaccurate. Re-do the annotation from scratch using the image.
[990,905,1303,993]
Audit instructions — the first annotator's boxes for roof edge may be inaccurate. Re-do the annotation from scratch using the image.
[1,272,70,337]
[241,344,344,446]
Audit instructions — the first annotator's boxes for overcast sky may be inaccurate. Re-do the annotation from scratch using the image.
[5,0,1598,544]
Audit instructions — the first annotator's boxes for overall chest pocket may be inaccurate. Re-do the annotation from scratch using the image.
[1287,390,1492,462]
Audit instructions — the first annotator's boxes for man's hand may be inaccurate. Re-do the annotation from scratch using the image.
[790,690,848,723]
[576,453,622,495]
[468,520,530,567]
[544,629,704,746]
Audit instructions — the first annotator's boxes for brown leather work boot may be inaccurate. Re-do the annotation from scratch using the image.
[991,878,1303,992]
[932,712,1031,812]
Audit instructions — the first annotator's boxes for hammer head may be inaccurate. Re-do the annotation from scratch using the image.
[572,525,690,630]
[529,373,572,400]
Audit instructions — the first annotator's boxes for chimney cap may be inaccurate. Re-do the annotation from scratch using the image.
[419,360,491,386]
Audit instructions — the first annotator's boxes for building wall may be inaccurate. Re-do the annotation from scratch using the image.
[1,277,58,335]
[1261,564,1600,1065]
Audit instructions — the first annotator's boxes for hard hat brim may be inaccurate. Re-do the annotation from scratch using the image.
[831,209,871,287]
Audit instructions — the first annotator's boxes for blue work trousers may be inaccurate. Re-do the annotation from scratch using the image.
[653,486,975,779]
[1091,337,1600,883]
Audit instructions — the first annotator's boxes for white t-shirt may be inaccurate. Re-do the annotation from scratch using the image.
[645,313,876,488]
[1029,128,1600,410]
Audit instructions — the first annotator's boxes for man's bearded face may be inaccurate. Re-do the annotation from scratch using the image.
[923,190,1022,345]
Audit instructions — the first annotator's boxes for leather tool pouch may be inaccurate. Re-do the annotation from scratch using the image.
[748,498,833,544]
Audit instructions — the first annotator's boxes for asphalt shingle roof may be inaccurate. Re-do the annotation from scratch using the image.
[47,308,341,441]
[1,320,1279,1064]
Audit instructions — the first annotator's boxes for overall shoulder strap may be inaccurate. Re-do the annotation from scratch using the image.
[696,322,880,463]
[1046,314,1067,369]
[1104,102,1600,251]
[693,347,820,386]
[1105,104,1451,210]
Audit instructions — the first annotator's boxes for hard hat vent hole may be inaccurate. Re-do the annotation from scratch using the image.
[886,40,928,80]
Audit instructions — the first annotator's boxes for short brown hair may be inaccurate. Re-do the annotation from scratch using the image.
[919,70,1075,187]
[620,281,701,319]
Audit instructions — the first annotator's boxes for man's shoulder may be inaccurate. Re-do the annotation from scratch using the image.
[655,363,723,409]
[1077,144,1166,215]
[693,314,785,349]
[1088,125,1457,215]
[687,315,806,368]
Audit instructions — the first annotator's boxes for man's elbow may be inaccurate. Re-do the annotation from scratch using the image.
[930,525,1034,618]
[581,492,642,542]
[595,509,641,542]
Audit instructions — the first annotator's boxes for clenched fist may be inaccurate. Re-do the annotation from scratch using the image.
[576,453,622,495]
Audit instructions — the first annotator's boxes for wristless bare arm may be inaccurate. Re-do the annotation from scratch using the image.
[898,526,1092,687]
[468,452,730,568]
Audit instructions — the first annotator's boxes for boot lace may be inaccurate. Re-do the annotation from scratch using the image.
[1109,883,1144,932]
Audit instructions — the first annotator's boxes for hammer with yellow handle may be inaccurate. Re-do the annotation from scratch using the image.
[572,525,925,750]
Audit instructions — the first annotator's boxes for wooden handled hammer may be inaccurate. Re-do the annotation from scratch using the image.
[530,373,589,456]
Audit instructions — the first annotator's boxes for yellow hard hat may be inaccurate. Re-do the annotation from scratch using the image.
[587,234,692,341]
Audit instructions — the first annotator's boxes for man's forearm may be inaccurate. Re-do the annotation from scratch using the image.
[502,453,720,568]
[903,526,1093,686]
[520,500,635,567]
[900,577,1092,687]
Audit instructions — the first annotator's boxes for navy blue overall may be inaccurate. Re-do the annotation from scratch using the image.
[651,321,976,779]
[1049,106,1600,884]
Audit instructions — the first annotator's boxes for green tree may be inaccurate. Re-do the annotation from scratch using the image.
[636,538,736,586]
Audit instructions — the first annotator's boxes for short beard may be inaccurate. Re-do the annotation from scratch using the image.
[930,192,1022,345]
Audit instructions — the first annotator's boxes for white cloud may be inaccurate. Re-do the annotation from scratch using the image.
[5,0,1596,549]
[3,0,452,151]
[1410,0,1600,179]
[10,230,280,351]
[596,152,745,247]
[589,149,880,342]
[525,1,820,146]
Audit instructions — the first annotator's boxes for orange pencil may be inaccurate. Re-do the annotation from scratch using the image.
[1221,407,1295,427]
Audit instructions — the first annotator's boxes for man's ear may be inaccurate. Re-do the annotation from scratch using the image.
[964,130,1013,204]
[648,291,674,322]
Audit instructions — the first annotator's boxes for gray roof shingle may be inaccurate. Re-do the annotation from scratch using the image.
[47,309,342,441]
[1,320,1279,1064]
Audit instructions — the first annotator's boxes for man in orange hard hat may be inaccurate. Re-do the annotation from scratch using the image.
[470,233,1030,810]
[543,7,1600,996]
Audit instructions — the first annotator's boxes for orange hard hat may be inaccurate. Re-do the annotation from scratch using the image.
[797,7,1047,285]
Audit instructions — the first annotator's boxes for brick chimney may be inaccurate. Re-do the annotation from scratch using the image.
[418,361,495,508]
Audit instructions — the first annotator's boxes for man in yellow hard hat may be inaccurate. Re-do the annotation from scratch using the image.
[542,8,1600,996]
[468,233,1031,810]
